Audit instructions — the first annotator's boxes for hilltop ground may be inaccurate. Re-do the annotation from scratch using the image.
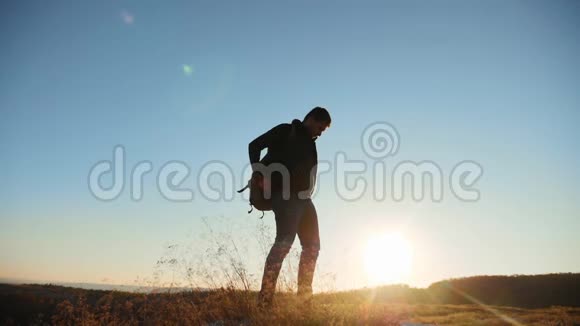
[1,281,580,325]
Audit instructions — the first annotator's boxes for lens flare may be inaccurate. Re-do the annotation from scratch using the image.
[182,64,194,76]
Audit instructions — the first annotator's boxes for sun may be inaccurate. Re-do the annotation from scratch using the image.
[364,232,413,285]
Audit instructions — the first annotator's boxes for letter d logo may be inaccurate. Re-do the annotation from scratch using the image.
[88,145,125,201]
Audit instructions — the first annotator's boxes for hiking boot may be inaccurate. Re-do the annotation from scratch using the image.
[256,291,274,310]
[297,289,314,310]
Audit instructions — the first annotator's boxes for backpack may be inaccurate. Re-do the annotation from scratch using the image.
[237,123,296,218]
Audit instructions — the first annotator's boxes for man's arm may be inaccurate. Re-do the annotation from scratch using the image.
[248,123,290,168]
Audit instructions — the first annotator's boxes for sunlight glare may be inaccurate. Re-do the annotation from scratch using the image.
[364,232,412,285]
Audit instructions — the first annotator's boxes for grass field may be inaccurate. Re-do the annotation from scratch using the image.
[2,284,580,325]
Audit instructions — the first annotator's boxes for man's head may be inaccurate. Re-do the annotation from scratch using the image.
[302,106,331,139]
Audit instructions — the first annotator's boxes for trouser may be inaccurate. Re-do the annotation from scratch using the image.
[259,191,320,302]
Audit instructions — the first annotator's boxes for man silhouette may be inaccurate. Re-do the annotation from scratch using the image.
[248,107,331,307]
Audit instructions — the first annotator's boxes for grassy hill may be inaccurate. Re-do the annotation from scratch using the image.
[1,273,580,325]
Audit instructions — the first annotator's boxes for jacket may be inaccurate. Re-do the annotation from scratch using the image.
[248,119,318,196]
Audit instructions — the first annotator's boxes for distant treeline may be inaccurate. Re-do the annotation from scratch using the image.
[428,273,580,308]
[323,273,580,309]
[1,273,579,324]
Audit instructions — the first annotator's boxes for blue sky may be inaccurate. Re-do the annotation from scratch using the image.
[1,0,579,290]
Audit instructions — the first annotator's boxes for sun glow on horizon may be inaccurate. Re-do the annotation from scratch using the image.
[364,232,413,286]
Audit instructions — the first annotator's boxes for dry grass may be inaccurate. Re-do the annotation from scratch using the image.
[48,290,580,325]
[18,218,579,325]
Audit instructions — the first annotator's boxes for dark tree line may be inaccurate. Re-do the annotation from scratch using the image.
[317,273,580,308]
[427,273,580,308]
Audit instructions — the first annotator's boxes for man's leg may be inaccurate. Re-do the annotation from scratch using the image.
[297,198,320,298]
[258,238,292,306]
[258,194,305,306]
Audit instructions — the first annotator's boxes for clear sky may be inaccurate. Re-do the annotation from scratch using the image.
[1,0,579,290]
